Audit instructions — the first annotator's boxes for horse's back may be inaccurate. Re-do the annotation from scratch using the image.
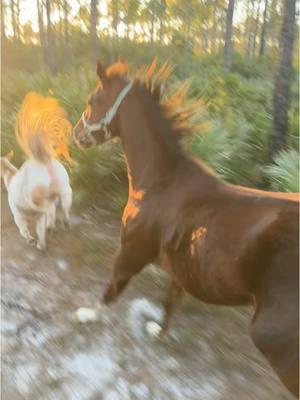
[159,172,299,306]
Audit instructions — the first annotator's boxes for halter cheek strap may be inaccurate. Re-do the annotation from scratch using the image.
[81,81,133,141]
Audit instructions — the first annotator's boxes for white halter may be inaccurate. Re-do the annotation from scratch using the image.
[81,81,133,142]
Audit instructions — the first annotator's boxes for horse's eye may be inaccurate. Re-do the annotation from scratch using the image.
[88,94,101,106]
[88,96,95,106]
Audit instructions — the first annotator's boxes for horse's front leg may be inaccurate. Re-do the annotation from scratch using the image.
[102,237,155,305]
[74,237,154,324]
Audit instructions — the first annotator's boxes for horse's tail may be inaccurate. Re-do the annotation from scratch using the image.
[15,91,73,164]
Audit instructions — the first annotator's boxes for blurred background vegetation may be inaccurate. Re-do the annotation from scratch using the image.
[1,0,299,215]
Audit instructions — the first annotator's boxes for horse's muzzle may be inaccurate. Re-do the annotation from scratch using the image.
[73,127,94,149]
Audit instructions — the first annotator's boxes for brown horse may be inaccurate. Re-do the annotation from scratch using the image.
[73,60,299,397]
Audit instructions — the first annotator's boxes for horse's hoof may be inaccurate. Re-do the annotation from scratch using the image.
[47,227,56,236]
[27,237,37,247]
[73,307,99,323]
[37,242,46,251]
[145,321,163,339]
[63,220,70,231]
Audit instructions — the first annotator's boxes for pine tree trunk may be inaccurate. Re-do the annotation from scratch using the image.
[268,0,296,160]
[184,4,192,56]
[246,0,255,56]
[37,0,48,65]
[269,0,278,48]
[1,0,7,44]
[211,0,217,52]
[223,0,235,69]
[10,0,17,40]
[252,0,262,57]
[63,0,71,60]
[159,0,166,43]
[150,14,154,43]
[126,22,130,39]
[59,6,64,50]
[259,0,269,56]
[15,0,20,40]
[90,0,98,61]
[111,0,119,39]
[45,0,57,75]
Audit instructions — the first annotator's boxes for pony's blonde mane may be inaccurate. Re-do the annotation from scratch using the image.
[16,92,73,164]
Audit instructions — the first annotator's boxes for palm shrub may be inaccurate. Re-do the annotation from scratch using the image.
[189,114,264,186]
[71,141,128,214]
[263,150,299,192]
[2,50,299,218]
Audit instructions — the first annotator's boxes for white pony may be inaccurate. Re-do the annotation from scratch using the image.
[1,92,73,250]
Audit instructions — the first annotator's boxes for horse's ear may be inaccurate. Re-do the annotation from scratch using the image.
[116,56,129,75]
[5,150,14,161]
[96,60,107,82]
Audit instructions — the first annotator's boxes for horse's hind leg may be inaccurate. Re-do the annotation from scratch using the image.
[250,265,299,397]
[158,280,183,337]
[251,307,299,396]
[146,279,183,339]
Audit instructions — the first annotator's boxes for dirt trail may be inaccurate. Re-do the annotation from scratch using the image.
[1,193,293,400]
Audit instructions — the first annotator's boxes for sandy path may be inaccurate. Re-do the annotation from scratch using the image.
[1,193,292,400]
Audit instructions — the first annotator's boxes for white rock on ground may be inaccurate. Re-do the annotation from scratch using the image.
[74,307,99,323]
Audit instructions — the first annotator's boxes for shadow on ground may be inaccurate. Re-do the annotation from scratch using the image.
[1,193,293,400]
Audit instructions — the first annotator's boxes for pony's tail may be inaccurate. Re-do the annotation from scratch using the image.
[15,91,73,164]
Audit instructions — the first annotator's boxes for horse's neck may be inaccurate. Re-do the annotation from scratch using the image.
[119,89,183,192]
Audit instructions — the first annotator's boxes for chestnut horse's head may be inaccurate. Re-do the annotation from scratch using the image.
[73,59,132,148]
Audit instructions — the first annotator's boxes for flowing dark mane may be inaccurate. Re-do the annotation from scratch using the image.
[108,60,204,159]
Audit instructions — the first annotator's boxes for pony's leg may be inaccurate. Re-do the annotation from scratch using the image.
[12,209,36,245]
[158,280,184,337]
[102,240,154,305]
[36,214,47,250]
[60,191,72,229]
[47,203,56,231]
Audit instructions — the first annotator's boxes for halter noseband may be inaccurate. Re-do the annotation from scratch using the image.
[81,81,133,143]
